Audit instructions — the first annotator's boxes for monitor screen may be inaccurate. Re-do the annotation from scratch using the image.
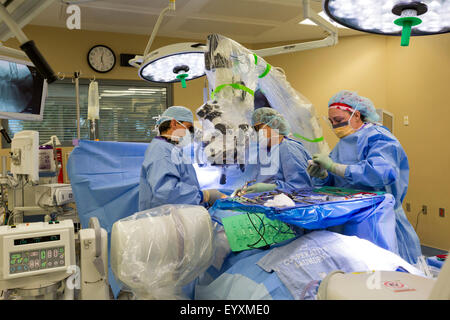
[0,55,47,121]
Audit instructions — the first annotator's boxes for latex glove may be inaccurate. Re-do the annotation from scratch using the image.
[238,182,277,195]
[307,160,328,179]
[202,189,227,206]
[312,154,347,178]
[312,153,335,170]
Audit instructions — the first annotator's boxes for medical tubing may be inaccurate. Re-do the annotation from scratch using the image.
[75,73,81,140]
[246,212,269,248]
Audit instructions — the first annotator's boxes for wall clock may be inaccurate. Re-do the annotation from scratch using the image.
[87,45,116,73]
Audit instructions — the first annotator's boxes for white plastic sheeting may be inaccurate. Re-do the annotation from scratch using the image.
[194,34,329,190]
[110,204,215,299]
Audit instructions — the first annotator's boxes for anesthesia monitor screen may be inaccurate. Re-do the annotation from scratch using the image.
[0,57,46,121]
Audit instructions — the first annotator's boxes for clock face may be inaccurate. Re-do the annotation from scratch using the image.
[88,45,116,73]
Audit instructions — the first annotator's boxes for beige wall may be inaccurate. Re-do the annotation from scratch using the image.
[1,25,449,249]
[385,34,450,250]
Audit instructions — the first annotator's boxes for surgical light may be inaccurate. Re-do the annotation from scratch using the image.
[324,0,450,46]
[129,0,206,88]
[138,42,206,87]
[300,10,349,28]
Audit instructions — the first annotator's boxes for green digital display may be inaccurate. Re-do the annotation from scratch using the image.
[14,235,60,246]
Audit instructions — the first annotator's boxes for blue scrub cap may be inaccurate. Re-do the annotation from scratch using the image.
[328,90,380,123]
[156,106,194,126]
[252,107,290,136]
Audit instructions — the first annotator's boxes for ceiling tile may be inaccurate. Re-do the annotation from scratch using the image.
[199,0,302,22]
[179,18,274,37]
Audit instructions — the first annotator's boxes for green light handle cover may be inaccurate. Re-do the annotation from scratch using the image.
[176,73,188,88]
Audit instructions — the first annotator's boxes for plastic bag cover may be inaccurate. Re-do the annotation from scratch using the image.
[111,204,214,299]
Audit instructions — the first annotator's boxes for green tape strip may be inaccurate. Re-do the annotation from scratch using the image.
[293,133,324,143]
[211,83,255,100]
[258,63,271,78]
[253,53,258,65]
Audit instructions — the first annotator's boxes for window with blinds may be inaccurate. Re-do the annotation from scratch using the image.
[1,79,172,147]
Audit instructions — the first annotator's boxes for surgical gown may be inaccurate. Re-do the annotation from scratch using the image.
[313,123,422,264]
[139,137,203,211]
[250,137,313,191]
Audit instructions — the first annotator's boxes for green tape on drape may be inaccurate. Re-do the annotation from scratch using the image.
[253,53,271,78]
[293,133,324,143]
[258,63,271,78]
[211,83,255,100]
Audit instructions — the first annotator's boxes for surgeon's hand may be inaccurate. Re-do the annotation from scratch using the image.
[203,189,227,206]
[312,154,348,178]
[307,160,328,179]
[236,182,277,195]
[312,153,335,170]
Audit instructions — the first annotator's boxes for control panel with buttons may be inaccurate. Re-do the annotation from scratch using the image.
[9,246,65,275]
[0,220,75,281]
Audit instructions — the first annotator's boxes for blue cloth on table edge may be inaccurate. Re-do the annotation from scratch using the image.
[427,256,446,269]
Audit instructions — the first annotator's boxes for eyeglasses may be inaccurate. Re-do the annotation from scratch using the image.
[178,121,195,134]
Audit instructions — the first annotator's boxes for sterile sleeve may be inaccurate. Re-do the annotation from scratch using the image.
[311,174,333,187]
[146,157,203,205]
[276,145,314,192]
[344,138,399,188]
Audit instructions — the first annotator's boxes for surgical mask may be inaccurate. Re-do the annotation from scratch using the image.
[174,121,193,147]
[332,109,357,139]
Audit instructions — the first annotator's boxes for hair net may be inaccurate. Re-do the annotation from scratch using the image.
[156,106,194,126]
[328,90,380,123]
[252,107,290,136]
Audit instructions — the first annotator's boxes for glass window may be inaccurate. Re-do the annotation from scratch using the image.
[1,79,172,147]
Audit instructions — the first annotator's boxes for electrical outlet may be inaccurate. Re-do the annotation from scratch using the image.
[406,203,411,212]
[439,208,445,218]
[422,205,427,215]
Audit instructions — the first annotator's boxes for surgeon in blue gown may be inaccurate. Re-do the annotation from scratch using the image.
[235,107,313,195]
[139,106,226,211]
[307,90,421,264]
